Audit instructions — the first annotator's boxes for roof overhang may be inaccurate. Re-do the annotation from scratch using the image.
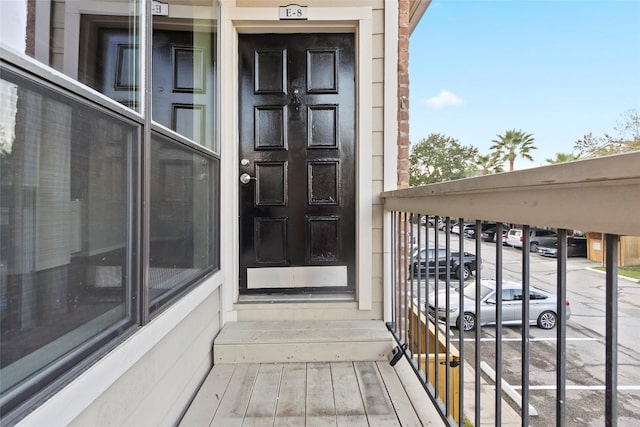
[409,0,431,34]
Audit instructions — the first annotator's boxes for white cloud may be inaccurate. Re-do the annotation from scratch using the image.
[423,89,463,109]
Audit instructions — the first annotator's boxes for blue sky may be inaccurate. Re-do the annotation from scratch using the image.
[409,0,640,168]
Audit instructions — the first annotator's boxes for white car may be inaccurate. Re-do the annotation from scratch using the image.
[506,228,557,252]
[427,280,571,331]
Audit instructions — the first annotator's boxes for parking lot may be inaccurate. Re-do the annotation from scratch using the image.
[410,226,640,426]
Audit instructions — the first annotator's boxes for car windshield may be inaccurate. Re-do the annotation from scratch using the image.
[413,249,444,260]
[462,283,493,300]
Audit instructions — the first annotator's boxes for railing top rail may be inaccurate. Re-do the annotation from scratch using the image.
[381,151,640,236]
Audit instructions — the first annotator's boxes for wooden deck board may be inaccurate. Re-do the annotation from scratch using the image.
[306,362,337,426]
[354,361,401,426]
[330,362,366,416]
[331,362,368,426]
[210,363,259,426]
[178,363,236,427]
[274,363,307,427]
[243,363,283,427]
[376,361,423,427]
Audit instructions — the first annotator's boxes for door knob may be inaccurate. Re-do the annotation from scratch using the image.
[240,173,255,184]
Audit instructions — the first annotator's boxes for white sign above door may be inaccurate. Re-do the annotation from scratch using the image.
[279,4,308,20]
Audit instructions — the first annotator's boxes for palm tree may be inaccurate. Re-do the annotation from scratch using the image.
[490,129,537,171]
[474,153,504,175]
[545,152,580,164]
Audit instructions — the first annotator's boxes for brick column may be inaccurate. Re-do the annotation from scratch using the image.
[395,1,412,342]
[397,0,411,189]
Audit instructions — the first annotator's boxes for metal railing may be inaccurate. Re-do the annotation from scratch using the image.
[381,152,640,426]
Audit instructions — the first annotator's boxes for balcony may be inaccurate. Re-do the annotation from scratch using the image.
[182,152,639,426]
[381,152,640,425]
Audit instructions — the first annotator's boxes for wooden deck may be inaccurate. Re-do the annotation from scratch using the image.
[180,360,439,426]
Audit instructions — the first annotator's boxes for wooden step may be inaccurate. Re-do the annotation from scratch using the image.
[214,320,393,363]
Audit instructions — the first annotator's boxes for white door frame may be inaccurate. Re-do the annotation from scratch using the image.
[218,3,373,321]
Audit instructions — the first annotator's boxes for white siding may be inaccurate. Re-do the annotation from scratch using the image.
[19,281,222,427]
[69,289,220,426]
[370,3,386,320]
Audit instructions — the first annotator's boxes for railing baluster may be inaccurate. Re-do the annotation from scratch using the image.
[474,221,482,427]
[397,212,401,332]
[403,212,409,345]
[605,234,618,426]
[417,215,423,378]
[445,219,452,419]
[458,218,466,424]
[495,222,503,425]
[426,217,432,386]
[556,228,568,426]
[434,218,442,401]
[400,211,404,338]
[410,215,416,360]
[522,225,531,426]
[391,211,397,332]
[398,211,402,337]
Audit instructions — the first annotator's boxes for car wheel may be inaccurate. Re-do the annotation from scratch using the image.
[458,312,476,331]
[530,242,539,253]
[537,311,557,329]
[456,266,472,281]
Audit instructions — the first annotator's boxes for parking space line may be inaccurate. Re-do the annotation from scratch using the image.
[480,361,539,416]
[512,385,640,391]
[453,337,598,342]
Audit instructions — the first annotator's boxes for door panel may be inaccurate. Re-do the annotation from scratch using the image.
[239,34,355,293]
[255,162,287,205]
[307,216,340,262]
[255,218,288,263]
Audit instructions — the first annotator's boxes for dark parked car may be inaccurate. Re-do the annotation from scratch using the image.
[410,248,479,280]
[480,226,509,245]
[538,237,587,258]
[480,227,497,242]
[466,223,505,239]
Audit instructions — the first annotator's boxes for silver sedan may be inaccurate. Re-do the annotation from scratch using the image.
[428,280,571,331]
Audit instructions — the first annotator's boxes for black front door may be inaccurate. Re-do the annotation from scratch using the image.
[238,34,355,293]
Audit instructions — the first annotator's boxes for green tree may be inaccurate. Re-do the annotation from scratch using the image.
[574,132,606,157]
[575,109,640,158]
[545,152,580,164]
[409,133,478,185]
[574,132,630,157]
[615,108,640,142]
[490,129,537,171]
[474,153,504,175]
